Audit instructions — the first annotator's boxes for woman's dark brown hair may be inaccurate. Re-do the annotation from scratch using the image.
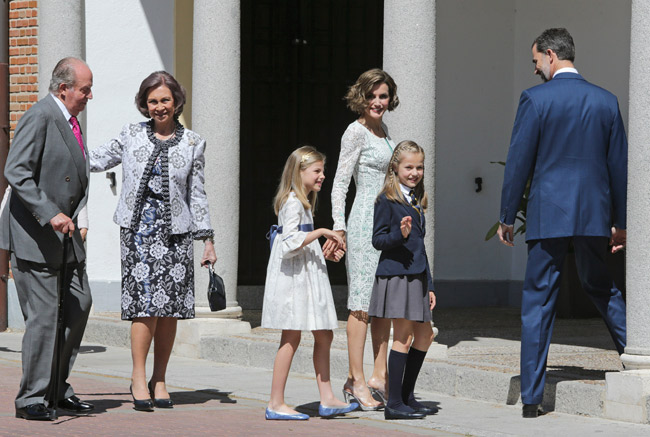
[344,68,399,114]
[135,71,186,118]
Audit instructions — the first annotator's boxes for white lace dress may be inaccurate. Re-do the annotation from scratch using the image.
[261,193,338,330]
[331,120,395,312]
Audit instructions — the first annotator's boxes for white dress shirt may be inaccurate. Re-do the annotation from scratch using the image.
[399,183,413,202]
[51,93,76,130]
[553,67,579,78]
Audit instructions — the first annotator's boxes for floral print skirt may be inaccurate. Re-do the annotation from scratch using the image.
[119,196,195,320]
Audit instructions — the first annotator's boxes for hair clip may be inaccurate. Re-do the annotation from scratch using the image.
[301,152,313,163]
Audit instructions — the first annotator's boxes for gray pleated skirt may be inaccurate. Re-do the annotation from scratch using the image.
[368,273,432,322]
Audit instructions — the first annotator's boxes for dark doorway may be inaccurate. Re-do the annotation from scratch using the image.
[239,0,384,285]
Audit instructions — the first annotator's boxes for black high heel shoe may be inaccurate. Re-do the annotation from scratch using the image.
[130,384,154,412]
[148,380,174,409]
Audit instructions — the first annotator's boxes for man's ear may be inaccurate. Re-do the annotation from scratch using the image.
[546,49,556,63]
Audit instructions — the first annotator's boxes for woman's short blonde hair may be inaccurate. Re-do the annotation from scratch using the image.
[378,140,428,212]
[273,146,326,215]
[344,68,399,114]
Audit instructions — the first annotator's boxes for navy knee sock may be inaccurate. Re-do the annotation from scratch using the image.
[387,349,412,412]
[402,347,427,408]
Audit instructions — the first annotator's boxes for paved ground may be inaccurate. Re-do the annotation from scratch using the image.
[1,329,648,436]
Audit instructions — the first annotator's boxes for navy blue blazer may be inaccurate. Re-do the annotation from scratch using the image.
[372,193,434,291]
[500,72,627,241]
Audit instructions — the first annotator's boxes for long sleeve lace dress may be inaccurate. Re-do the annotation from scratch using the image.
[331,120,395,312]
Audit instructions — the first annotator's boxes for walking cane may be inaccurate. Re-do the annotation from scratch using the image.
[48,234,71,420]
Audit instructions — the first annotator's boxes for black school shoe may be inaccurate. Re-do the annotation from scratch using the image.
[384,405,426,420]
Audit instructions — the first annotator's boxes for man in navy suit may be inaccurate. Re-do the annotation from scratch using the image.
[497,28,627,418]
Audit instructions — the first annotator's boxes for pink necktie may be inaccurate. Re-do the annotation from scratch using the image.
[70,116,86,159]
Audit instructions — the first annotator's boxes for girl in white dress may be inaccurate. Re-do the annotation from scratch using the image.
[262,146,358,420]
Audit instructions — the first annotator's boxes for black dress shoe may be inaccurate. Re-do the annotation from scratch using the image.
[405,397,438,415]
[16,403,53,421]
[148,380,174,409]
[58,395,94,412]
[408,402,437,415]
[522,403,545,418]
[130,384,154,412]
[384,405,426,420]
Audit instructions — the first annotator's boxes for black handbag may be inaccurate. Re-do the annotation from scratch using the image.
[207,264,226,311]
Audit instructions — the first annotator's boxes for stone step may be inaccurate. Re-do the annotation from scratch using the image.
[82,312,252,358]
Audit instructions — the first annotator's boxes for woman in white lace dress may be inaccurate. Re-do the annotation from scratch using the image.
[330,69,399,410]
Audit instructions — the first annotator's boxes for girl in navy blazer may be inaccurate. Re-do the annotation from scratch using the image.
[368,140,436,420]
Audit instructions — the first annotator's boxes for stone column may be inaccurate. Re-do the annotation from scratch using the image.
[621,0,650,372]
[605,0,650,424]
[38,0,86,124]
[191,0,242,317]
[382,1,445,358]
[383,0,436,267]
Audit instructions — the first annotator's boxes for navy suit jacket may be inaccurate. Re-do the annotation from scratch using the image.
[372,193,434,291]
[500,72,627,241]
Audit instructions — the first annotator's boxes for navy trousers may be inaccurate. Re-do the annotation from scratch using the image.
[520,237,626,405]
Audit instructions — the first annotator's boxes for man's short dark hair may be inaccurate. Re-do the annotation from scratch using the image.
[533,28,575,62]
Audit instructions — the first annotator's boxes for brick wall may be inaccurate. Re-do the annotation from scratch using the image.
[8,0,38,139]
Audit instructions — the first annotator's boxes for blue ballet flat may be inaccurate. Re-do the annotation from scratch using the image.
[318,402,359,417]
[265,408,309,420]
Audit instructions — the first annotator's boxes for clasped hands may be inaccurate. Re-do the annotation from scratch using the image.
[322,230,347,262]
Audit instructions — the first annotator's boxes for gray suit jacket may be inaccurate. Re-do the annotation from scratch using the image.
[0,94,89,265]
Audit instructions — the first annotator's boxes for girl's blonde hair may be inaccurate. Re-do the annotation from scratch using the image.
[378,140,428,212]
[273,145,326,215]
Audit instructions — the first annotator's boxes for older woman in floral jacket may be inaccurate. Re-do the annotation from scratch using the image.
[89,71,216,412]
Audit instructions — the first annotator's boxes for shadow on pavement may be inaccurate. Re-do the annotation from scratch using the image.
[295,401,359,419]
[73,393,131,414]
[78,345,107,354]
[63,388,237,415]
[294,399,442,418]
[171,388,237,405]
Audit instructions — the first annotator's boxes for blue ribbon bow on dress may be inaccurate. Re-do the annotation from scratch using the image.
[266,224,314,249]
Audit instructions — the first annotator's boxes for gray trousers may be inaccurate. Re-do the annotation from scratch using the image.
[11,253,92,409]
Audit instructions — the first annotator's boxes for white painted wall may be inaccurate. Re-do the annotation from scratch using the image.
[84,0,175,282]
[435,0,517,281]
[435,0,631,281]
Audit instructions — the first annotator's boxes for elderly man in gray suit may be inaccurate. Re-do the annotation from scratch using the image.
[1,57,94,420]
